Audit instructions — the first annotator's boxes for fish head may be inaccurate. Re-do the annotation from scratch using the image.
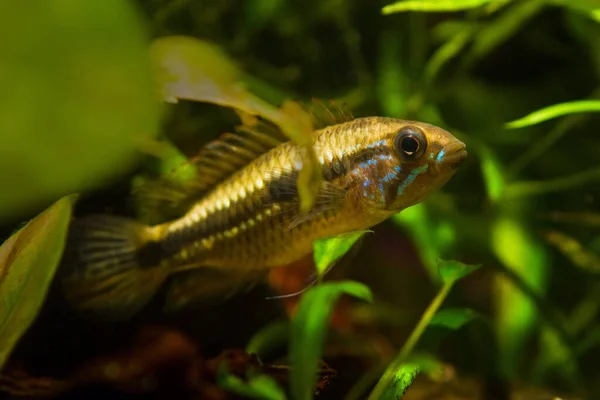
[357,118,467,213]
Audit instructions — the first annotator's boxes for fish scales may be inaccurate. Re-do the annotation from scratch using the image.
[60,110,467,320]
[160,118,378,271]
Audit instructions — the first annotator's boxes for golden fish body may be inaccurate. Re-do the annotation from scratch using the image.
[156,117,463,270]
[61,112,466,319]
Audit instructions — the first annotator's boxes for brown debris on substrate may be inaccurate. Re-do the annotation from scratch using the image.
[0,326,336,400]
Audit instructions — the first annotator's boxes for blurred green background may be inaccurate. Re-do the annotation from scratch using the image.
[2,0,600,399]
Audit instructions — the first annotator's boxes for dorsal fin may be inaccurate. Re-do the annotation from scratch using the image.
[304,98,354,130]
[132,119,288,224]
[132,99,354,225]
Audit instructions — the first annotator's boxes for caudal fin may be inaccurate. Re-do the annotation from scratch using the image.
[60,215,168,321]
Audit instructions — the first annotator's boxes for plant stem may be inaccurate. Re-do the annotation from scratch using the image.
[367,282,453,400]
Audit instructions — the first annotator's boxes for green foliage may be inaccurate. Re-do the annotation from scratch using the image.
[382,0,494,15]
[313,231,369,278]
[505,100,600,129]
[429,308,480,330]
[437,259,481,285]
[381,354,446,400]
[491,215,550,378]
[246,319,290,359]
[368,260,480,400]
[3,0,600,398]
[150,35,322,212]
[0,0,159,222]
[0,195,76,368]
[217,370,287,400]
[289,281,372,400]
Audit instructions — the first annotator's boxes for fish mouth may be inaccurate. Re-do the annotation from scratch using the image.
[437,140,467,170]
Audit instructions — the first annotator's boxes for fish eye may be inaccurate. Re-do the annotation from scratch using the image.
[394,126,427,162]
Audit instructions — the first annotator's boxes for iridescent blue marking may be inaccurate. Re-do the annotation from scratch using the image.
[367,139,387,149]
[397,164,429,196]
[436,148,446,163]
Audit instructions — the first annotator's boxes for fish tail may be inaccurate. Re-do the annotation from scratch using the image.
[60,215,168,320]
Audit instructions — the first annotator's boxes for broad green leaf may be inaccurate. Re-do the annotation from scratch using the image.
[438,259,481,285]
[429,308,479,330]
[150,35,321,212]
[218,372,287,400]
[0,195,77,368]
[0,1,159,222]
[491,215,549,378]
[246,320,290,359]
[382,0,492,14]
[313,231,369,278]
[505,100,600,129]
[476,144,505,203]
[290,281,372,400]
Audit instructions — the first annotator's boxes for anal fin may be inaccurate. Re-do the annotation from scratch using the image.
[164,268,267,312]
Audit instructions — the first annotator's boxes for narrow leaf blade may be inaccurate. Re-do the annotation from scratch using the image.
[505,100,600,129]
[382,0,492,14]
[290,281,372,400]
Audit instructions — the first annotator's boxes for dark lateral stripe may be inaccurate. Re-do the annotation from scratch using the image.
[160,144,391,258]
[322,146,388,181]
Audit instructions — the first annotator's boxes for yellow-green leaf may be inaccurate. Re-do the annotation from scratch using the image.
[150,35,321,212]
[290,281,372,400]
[382,0,492,15]
[429,308,480,330]
[491,215,549,378]
[505,100,600,129]
[438,259,481,285]
[313,231,369,278]
[0,1,159,222]
[477,144,505,203]
[0,195,77,368]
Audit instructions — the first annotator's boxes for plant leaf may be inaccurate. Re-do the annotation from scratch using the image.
[491,214,549,378]
[505,100,600,129]
[476,144,505,203]
[382,0,492,15]
[0,195,77,368]
[290,281,372,400]
[246,319,290,359]
[0,1,159,222]
[382,354,446,400]
[382,364,419,399]
[438,259,481,285]
[393,204,443,281]
[313,231,369,278]
[218,372,287,400]
[150,35,321,212]
[429,308,480,330]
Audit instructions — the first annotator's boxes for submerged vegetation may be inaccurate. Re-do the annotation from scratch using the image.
[1,0,600,399]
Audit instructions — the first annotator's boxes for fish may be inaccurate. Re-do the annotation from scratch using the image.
[59,101,467,320]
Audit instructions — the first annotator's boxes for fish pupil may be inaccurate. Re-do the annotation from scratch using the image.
[401,136,419,155]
